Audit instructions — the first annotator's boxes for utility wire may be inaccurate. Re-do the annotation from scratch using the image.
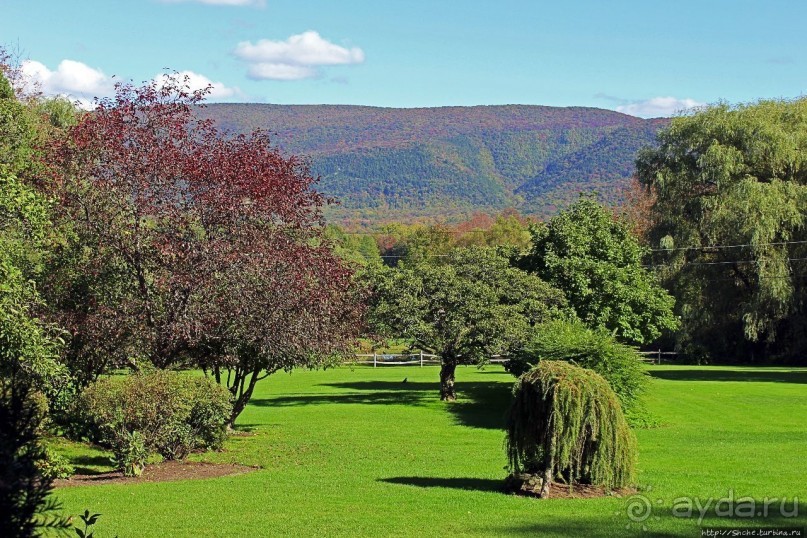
[648,239,807,252]
[644,256,807,269]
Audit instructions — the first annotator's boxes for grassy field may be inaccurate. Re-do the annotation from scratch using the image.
[53,365,807,537]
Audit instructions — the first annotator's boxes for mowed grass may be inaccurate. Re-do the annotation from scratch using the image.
[54,365,807,537]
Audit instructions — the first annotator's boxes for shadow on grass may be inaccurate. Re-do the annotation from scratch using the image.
[249,380,514,430]
[231,423,261,433]
[482,521,682,537]
[69,454,112,475]
[379,476,503,493]
[482,501,807,537]
[649,368,807,384]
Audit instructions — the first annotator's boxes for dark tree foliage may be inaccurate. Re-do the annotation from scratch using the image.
[47,76,364,423]
[506,361,637,498]
[0,383,69,537]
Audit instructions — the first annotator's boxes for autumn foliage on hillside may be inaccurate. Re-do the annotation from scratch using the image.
[197,104,667,223]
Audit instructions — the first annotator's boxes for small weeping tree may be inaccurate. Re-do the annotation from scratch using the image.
[505,361,636,498]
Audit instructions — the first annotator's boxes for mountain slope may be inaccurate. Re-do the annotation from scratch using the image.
[196,104,666,223]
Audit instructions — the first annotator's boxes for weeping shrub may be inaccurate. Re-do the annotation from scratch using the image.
[506,361,637,497]
[506,319,649,423]
[78,370,232,472]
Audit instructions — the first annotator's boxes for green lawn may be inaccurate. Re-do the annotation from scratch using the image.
[54,365,807,537]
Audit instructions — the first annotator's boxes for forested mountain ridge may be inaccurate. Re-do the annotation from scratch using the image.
[196,104,667,223]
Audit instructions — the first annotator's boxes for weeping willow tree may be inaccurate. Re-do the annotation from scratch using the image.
[637,98,807,362]
[506,361,636,498]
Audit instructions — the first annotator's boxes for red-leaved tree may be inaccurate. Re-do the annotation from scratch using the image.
[48,75,364,424]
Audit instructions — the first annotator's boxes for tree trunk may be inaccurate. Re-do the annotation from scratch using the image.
[225,366,259,429]
[539,422,556,498]
[227,378,257,429]
[440,359,457,401]
[225,365,280,428]
[539,463,553,498]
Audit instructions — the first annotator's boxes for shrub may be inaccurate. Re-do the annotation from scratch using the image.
[78,371,232,471]
[186,377,232,450]
[507,319,649,421]
[112,431,148,478]
[35,447,74,480]
[506,361,637,497]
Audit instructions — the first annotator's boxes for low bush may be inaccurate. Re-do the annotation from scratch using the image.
[506,360,637,497]
[78,371,232,471]
[506,319,649,422]
[35,447,74,480]
[112,431,148,477]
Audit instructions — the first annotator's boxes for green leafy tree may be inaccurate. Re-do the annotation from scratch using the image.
[367,247,569,400]
[376,223,455,267]
[520,198,678,344]
[323,224,382,266]
[637,99,807,361]
[0,70,13,99]
[454,210,533,251]
[0,81,37,179]
[0,166,69,537]
[483,213,532,251]
[507,320,649,425]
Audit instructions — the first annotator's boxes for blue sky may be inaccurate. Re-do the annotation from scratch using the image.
[2,0,806,117]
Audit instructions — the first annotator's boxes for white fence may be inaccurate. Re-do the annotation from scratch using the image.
[354,351,677,367]
[354,352,439,367]
[353,353,509,367]
[637,350,678,364]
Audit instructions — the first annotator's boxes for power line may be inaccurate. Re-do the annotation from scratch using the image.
[649,239,807,252]
[644,256,807,269]
[645,256,807,269]
[378,254,449,259]
[340,229,493,235]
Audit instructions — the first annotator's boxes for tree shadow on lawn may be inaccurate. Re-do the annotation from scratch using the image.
[249,380,514,430]
[483,521,682,537]
[231,423,261,433]
[69,454,113,475]
[649,368,807,384]
[378,476,503,493]
[479,501,807,537]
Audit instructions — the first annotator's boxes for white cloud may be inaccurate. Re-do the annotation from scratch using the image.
[233,31,365,80]
[152,70,242,99]
[616,96,705,118]
[234,31,364,65]
[246,63,316,81]
[21,59,115,108]
[21,59,243,108]
[160,0,265,6]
